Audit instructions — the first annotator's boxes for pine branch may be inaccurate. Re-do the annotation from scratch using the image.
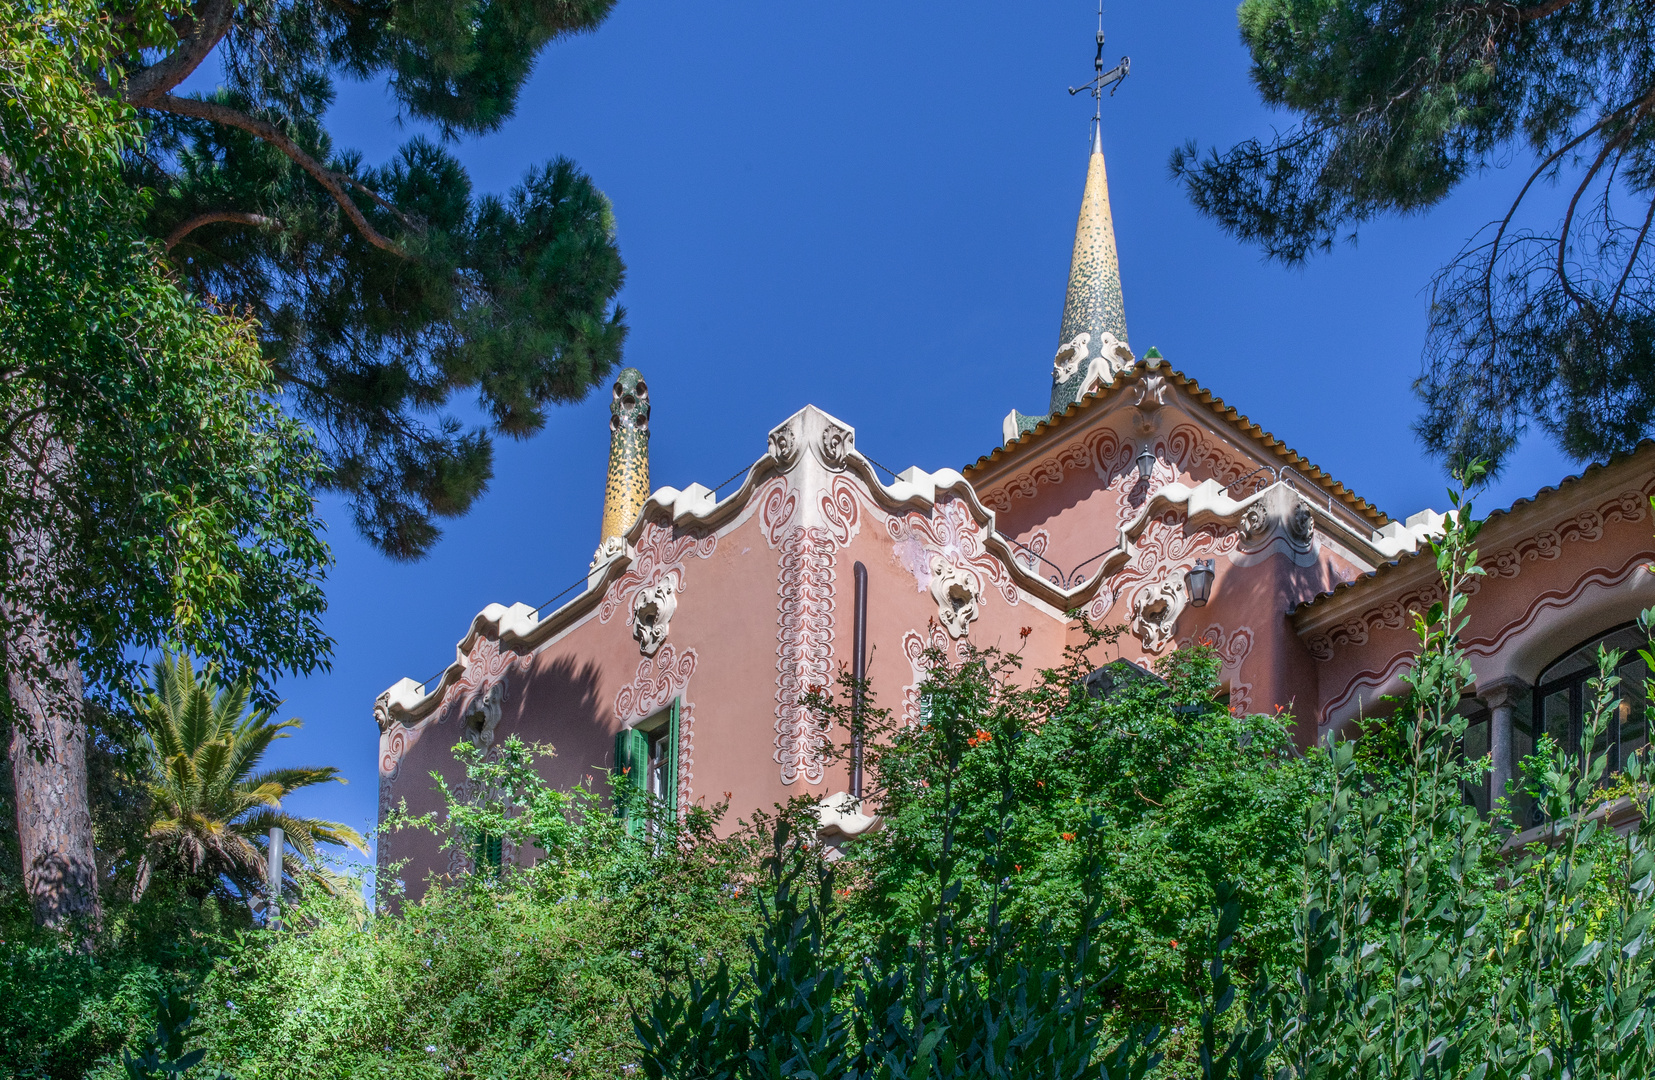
[122,0,237,107]
[164,210,283,251]
[142,94,407,257]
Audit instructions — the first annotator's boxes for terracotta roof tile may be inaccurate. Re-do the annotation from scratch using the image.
[1290,439,1655,616]
[964,359,1389,528]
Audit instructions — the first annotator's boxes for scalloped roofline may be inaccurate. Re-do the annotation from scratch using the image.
[1290,439,1655,622]
[376,401,1452,733]
[964,358,1390,530]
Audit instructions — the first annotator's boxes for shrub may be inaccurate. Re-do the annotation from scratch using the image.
[188,739,757,1080]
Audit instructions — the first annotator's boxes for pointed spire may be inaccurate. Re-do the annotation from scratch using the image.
[596,368,649,563]
[1048,128,1130,413]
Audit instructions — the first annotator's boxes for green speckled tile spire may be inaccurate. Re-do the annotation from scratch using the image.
[600,367,650,545]
[1048,126,1129,413]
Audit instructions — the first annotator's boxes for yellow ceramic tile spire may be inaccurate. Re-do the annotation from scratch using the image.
[600,367,650,547]
[1049,124,1130,413]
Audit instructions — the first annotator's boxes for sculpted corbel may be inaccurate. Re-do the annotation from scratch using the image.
[1130,373,1168,433]
[928,554,981,639]
[1238,502,1268,544]
[1130,576,1187,653]
[818,420,854,470]
[631,578,678,656]
[463,680,506,750]
[768,420,801,469]
[1289,499,1316,546]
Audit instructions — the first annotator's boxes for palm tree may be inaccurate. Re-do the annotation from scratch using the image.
[130,654,366,904]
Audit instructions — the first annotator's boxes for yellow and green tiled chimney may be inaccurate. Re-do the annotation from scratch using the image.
[1003,128,1135,442]
[598,367,650,555]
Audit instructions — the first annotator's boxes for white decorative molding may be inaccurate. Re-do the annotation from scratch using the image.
[630,579,677,656]
[1053,332,1090,383]
[598,518,716,659]
[818,420,855,470]
[928,555,981,639]
[1179,623,1255,715]
[1130,576,1187,653]
[613,644,698,813]
[462,681,506,750]
[589,534,627,573]
[768,418,800,469]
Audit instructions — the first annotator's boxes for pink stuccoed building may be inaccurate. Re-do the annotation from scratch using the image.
[374,127,1655,893]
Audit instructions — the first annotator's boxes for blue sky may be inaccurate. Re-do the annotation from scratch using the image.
[252,0,1577,870]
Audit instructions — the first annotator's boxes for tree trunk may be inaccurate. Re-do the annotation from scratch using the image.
[6,643,98,928]
[2,418,100,929]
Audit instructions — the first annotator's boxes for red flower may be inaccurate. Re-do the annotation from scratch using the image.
[1019,626,1033,639]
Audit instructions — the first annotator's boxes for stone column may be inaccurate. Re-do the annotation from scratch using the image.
[1481,677,1528,816]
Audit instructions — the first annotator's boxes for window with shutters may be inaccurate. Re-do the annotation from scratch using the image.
[615,698,680,832]
[471,830,503,874]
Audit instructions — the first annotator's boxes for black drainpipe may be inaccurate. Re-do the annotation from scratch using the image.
[851,561,868,800]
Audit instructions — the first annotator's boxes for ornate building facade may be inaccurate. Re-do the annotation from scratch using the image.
[375,129,1655,888]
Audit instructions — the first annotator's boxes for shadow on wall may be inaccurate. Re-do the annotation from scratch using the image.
[515,654,609,795]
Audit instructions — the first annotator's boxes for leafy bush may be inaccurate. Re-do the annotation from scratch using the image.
[823,629,1314,1023]
[187,739,757,1080]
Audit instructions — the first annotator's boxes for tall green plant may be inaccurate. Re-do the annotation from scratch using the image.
[132,654,364,904]
[635,647,1167,1080]
[1198,480,1655,1080]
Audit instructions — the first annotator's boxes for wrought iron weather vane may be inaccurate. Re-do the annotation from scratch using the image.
[1068,3,1129,136]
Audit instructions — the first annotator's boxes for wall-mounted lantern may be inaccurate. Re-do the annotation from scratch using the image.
[1186,559,1215,607]
[1136,444,1157,481]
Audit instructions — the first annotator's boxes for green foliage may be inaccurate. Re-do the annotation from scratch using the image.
[1172,0,1655,474]
[636,793,1166,1079]
[188,737,756,1079]
[130,654,366,904]
[110,0,629,558]
[122,989,222,1080]
[826,630,1314,1022]
[0,874,235,1080]
[0,0,331,707]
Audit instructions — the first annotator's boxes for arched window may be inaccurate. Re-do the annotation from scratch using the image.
[1532,622,1649,775]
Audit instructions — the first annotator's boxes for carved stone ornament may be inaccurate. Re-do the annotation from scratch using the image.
[1290,500,1316,545]
[819,420,854,470]
[1238,502,1269,543]
[589,534,628,572]
[1130,576,1187,653]
[768,421,800,468]
[1129,373,1169,432]
[928,554,981,639]
[1053,332,1092,382]
[631,578,678,656]
[463,681,506,749]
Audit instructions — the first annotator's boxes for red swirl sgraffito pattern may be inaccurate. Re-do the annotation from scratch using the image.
[598,519,717,625]
[774,525,837,784]
[888,496,1018,606]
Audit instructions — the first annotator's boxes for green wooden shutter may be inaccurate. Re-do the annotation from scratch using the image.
[614,726,648,833]
[615,726,648,789]
[665,698,681,812]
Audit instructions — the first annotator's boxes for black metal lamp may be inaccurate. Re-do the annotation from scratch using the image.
[1186,558,1215,607]
[1136,443,1157,480]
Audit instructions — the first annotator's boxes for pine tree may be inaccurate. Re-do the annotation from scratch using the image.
[1172,0,1655,476]
[112,0,629,558]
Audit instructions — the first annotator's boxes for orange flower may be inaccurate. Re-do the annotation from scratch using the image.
[967,728,993,747]
[1061,832,1076,842]
[1170,940,1179,949]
